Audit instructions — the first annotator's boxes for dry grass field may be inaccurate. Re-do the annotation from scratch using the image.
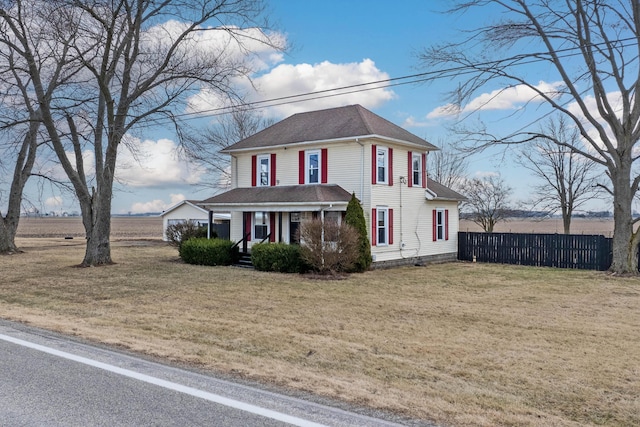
[2,217,639,426]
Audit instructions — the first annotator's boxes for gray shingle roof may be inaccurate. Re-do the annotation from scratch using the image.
[222,104,438,152]
[200,184,353,206]
[427,178,467,201]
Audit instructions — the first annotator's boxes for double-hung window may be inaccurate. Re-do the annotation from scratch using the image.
[433,208,449,241]
[377,147,388,184]
[377,208,388,245]
[306,150,320,184]
[412,153,422,187]
[299,148,328,184]
[254,212,269,240]
[257,155,270,187]
[252,154,275,187]
[372,207,393,246]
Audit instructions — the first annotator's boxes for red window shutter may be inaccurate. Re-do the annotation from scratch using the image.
[388,148,393,186]
[269,214,276,242]
[371,145,377,184]
[432,209,437,242]
[407,151,413,187]
[422,153,427,189]
[270,153,276,186]
[321,148,328,183]
[251,155,257,187]
[445,209,449,241]
[298,150,305,184]
[389,208,394,245]
[244,212,252,241]
[371,208,377,246]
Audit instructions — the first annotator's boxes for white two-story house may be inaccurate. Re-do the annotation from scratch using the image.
[200,104,465,267]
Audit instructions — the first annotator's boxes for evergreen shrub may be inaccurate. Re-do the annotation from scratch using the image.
[251,243,305,273]
[179,238,238,266]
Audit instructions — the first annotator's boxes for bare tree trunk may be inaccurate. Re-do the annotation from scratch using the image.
[610,169,636,273]
[0,219,19,253]
[79,187,113,266]
[0,117,39,254]
[562,214,571,235]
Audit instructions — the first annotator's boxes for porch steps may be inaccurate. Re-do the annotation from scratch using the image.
[234,251,253,268]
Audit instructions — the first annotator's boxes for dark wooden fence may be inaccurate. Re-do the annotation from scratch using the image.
[458,232,613,271]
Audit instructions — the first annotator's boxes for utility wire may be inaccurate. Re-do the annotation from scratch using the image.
[138,36,639,127]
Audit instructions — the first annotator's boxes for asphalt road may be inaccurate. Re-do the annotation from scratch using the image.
[0,320,425,427]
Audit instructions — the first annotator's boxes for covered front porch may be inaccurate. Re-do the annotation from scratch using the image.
[199,184,353,253]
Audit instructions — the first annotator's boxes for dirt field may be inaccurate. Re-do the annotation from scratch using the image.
[460,218,615,236]
[16,216,163,239]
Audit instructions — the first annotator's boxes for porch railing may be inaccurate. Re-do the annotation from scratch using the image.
[232,232,251,253]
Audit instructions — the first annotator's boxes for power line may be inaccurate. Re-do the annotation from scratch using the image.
[138,36,639,128]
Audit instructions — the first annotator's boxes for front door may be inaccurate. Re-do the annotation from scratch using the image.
[289,212,300,243]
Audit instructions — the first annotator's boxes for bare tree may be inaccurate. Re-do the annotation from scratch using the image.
[428,138,468,192]
[183,107,274,190]
[0,119,39,253]
[0,19,52,253]
[461,175,512,233]
[517,116,601,234]
[298,218,360,274]
[418,1,640,273]
[0,0,284,266]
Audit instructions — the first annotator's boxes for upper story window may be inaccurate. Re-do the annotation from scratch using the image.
[252,153,275,187]
[372,145,393,185]
[377,147,388,184]
[257,155,270,187]
[299,148,328,185]
[412,153,422,187]
[306,150,320,184]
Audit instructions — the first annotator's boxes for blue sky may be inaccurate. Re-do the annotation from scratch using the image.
[10,0,611,216]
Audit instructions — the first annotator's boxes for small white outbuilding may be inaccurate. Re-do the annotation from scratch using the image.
[160,200,229,241]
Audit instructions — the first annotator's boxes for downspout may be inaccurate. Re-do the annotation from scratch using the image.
[231,154,238,188]
[425,151,429,182]
[399,176,406,257]
[356,138,364,201]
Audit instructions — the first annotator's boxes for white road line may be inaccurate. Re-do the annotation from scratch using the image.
[0,333,327,427]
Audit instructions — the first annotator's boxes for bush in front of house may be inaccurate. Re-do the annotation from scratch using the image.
[179,238,238,266]
[298,218,359,274]
[166,220,212,249]
[251,242,305,273]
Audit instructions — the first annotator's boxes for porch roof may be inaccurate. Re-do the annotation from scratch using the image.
[426,178,467,202]
[199,184,352,211]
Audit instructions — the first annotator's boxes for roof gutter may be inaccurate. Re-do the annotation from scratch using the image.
[221,134,439,154]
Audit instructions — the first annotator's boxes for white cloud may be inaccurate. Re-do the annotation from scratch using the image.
[129,199,169,214]
[402,115,438,128]
[427,81,564,119]
[186,59,395,119]
[45,196,63,209]
[116,137,205,187]
[127,193,188,214]
[243,58,395,118]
